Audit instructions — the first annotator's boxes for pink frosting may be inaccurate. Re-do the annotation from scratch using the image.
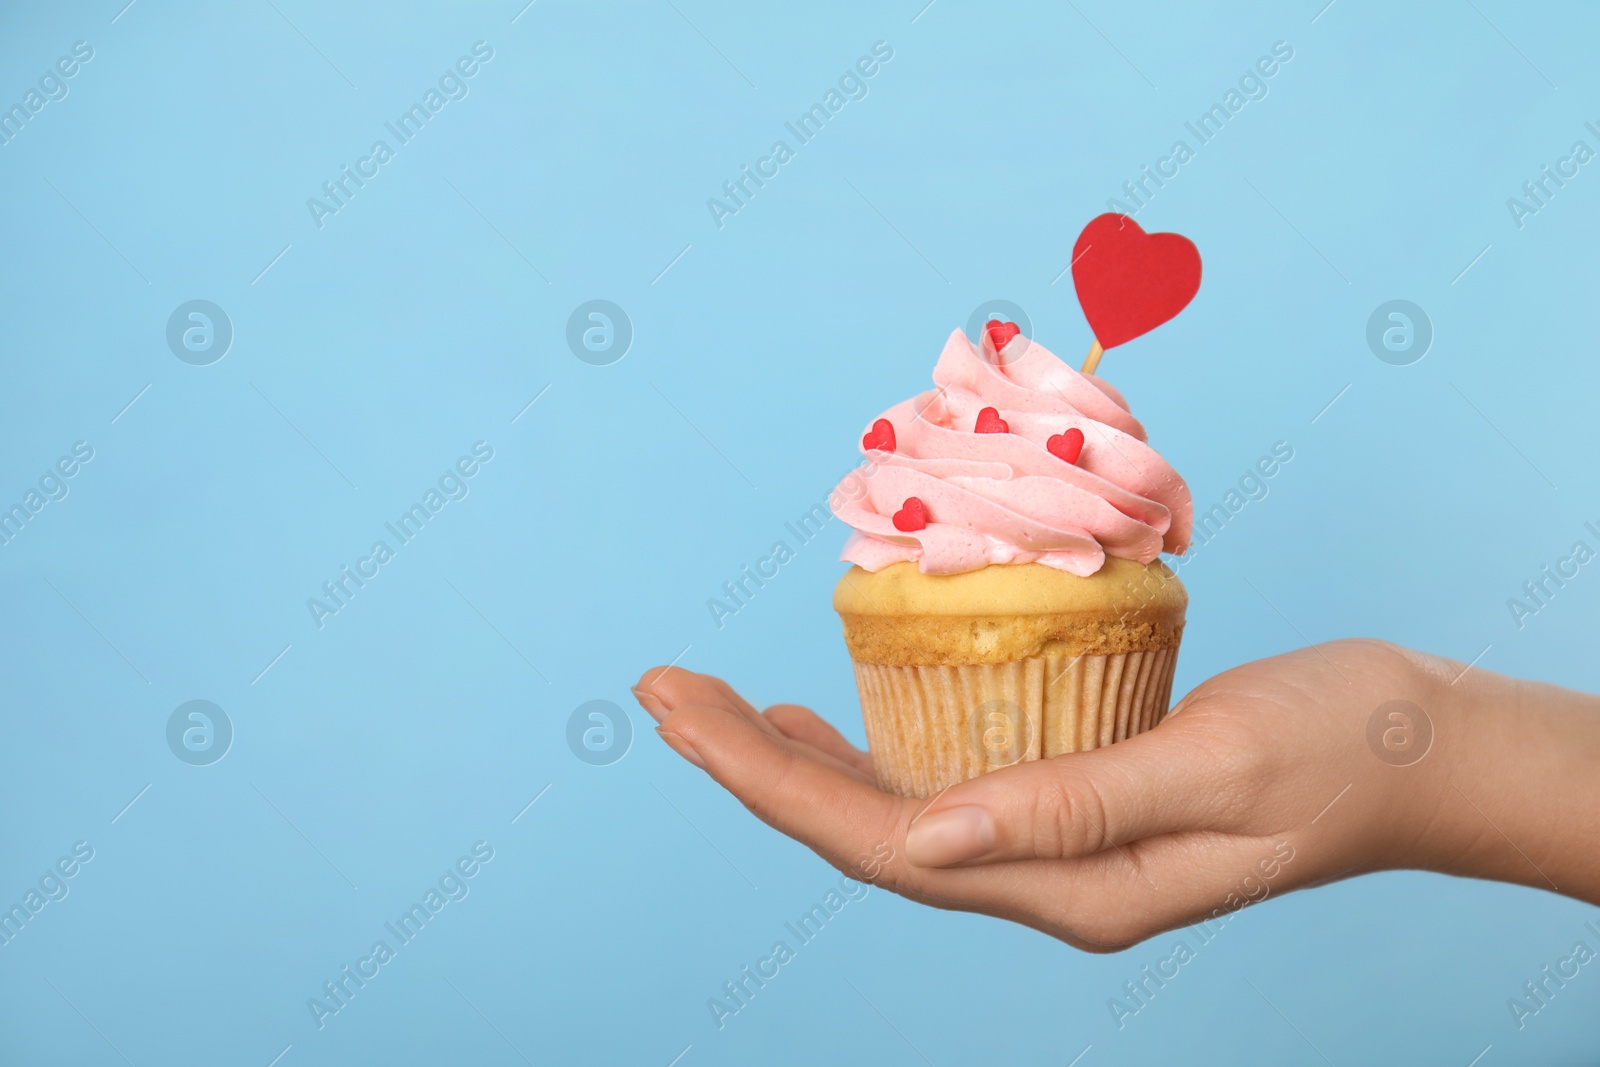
[831,328,1192,576]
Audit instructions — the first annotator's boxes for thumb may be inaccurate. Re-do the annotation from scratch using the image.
[903,721,1253,867]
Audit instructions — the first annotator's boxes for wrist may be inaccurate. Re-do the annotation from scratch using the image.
[1419,662,1600,901]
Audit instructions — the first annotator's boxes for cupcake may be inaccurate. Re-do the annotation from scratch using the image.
[830,323,1192,798]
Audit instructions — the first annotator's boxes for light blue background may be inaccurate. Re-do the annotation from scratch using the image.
[2,1,1598,1063]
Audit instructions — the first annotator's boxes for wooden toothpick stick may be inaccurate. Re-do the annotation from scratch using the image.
[1080,340,1104,375]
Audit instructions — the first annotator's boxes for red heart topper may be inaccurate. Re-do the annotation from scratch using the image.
[1071,214,1201,350]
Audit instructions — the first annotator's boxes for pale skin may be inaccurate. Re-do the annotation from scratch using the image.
[632,639,1600,952]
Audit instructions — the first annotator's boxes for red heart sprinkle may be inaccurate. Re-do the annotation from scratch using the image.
[892,497,927,532]
[1047,428,1085,465]
[974,406,1009,434]
[984,319,1021,352]
[861,418,896,453]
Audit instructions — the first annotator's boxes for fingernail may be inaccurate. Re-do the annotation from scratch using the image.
[905,805,996,867]
[632,686,669,723]
[656,728,705,769]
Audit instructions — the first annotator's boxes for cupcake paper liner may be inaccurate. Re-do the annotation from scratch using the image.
[852,646,1179,798]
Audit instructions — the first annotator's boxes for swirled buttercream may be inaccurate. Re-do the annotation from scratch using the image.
[831,328,1192,576]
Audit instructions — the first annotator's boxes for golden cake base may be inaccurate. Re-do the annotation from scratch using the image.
[836,560,1185,798]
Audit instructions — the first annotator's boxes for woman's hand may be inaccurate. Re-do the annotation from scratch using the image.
[633,639,1600,950]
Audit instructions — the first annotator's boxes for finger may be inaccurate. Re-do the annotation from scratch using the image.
[637,680,870,782]
[762,704,875,779]
[659,702,908,849]
[630,669,869,780]
[657,706,1040,918]
[748,717,875,785]
[656,703,1284,952]
[632,666,780,738]
[652,706,1079,924]
[903,718,1262,867]
[657,703,938,893]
